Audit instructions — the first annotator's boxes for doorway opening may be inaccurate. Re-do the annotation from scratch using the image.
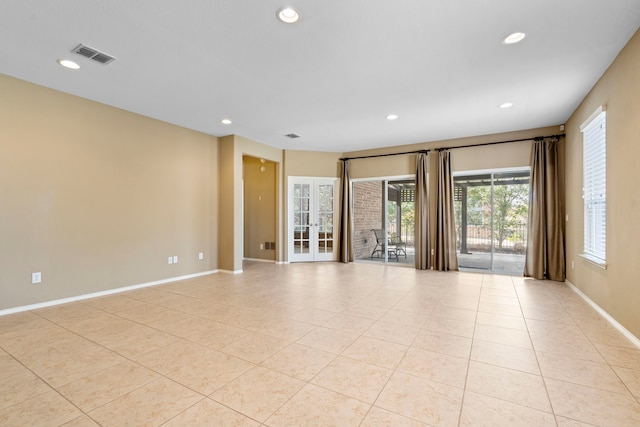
[453,169,530,274]
[353,178,415,266]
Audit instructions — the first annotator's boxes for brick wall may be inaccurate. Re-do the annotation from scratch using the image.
[353,181,383,259]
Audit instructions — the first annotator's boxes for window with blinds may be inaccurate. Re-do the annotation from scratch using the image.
[580,107,606,264]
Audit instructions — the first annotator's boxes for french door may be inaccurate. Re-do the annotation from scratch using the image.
[288,178,338,262]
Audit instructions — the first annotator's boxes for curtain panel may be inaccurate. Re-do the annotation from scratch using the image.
[525,138,566,281]
[435,150,459,271]
[338,160,354,263]
[415,153,431,269]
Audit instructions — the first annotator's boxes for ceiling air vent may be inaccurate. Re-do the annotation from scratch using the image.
[71,44,116,65]
[285,133,300,139]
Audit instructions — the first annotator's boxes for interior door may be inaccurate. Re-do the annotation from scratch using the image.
[289,178,337,262]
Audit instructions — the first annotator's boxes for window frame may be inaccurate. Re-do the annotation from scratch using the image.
[579,106,607,268]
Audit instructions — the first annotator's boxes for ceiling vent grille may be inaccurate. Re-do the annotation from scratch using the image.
[285,133,300,139]
[71,44,116,64]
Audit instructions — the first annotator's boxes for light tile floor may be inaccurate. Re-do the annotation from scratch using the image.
[1,261,640,426]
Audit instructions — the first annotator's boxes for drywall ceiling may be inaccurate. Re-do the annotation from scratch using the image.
[1,1,639,152]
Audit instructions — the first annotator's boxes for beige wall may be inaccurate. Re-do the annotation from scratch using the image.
[243,156,276,261]
[0,74,219,310]
[217,135,283,271]
[564,29,640,337]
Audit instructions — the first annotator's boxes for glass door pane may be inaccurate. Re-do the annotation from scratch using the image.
[454,170,530,274]
[492,171,529,274]
[353,179,415,266]
[317,183,334,256]
[454,174,493,271]
[293,183,311,255]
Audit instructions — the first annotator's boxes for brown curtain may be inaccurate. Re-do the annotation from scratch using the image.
[525,138,565,280]
[415,153,431,269]
[435,150,459,271]
[338,160,354,263]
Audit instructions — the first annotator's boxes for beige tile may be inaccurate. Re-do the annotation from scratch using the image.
[478,302,523,317]
[210,366,305,422]
[167,349,254,395]
[61,415,101,426]
[361,406,429,426]
[57,360,159,412]
[82,294,147,313]
[474,324,532,349]
[466,361,551,412]
[342,336,408,370]
[290,308,338,325]
[296,326,358,354]
[424,316,476,338]
[0,355,52,411]
[88,377,203,427]
[530,331,604,363]
[258,319,317,341]
[459,391,556,427]
[323,313,375,334]
[18,337,124,387]
[364,320,420,345]
[379,309,428,329]
[0,323,77,358]
[412,329,472,358]
[311,356,392,403]
[594,343,640,370]
[261,343,335,381]
[0,389,81,427]
[555,416,600,426]
[342,304,389,320]
[376,372,463,426]
[266,383,370,427]
[546,378,640,426]
[183,319,250,350]
[537,352,628,394]
[163,398,260,426]
[476,311,527,331]
[221,332,289,364]
[0,311,54,334]
[613,366,640,399]
[471,339,540,375]
[397,347,469,388]
[86,322,179,359]
[430,306,477,322]
[133,339,210,374]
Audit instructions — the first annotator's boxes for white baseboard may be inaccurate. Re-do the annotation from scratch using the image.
[243,258,276,263]
[566,280,640,349]
[275,261,289,265]
[0,270,218,316]
[218,269,243,275]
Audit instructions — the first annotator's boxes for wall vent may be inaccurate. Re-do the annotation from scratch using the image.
[285,133,300,139]
[264,242,276,250]
[71,44,117,65]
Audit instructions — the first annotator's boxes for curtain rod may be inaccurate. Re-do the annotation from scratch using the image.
[339,134,565,161]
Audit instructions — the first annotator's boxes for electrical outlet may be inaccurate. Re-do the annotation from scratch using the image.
[198,252,204,260]
[571,259,575,269]
[173,256,178,264]
[260,243,264,250]
[32,272,42,284]
[168,256,173,265]
[431,249,435,256]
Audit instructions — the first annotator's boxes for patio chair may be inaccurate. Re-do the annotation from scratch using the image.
[371,229,398,261]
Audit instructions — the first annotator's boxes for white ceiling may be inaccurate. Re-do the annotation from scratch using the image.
[1,1,639,152]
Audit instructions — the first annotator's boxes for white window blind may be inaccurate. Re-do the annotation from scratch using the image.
[580,108,606,263]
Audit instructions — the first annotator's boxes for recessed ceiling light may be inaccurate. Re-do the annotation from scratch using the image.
[221,119,232,125]
[277,7,300,24]
[500,102,514,109]
[386,114,399,120]
[57,59,80,70]
[502,32,526,45]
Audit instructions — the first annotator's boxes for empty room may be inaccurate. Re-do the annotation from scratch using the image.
[1,1,640,426]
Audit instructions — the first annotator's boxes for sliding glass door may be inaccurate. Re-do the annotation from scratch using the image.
[454,169,530,274]
[352,178,415,265]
